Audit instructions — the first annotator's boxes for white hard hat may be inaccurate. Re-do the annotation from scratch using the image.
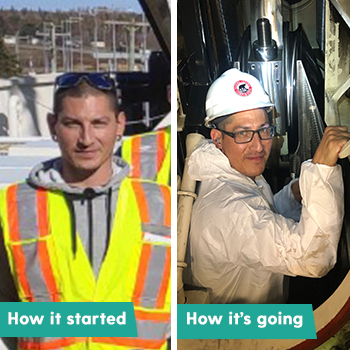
[204,68,274,128]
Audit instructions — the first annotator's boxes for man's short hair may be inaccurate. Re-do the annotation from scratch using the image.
[214,115,233,131]
[53,81,118,115]
[213,108,272,132]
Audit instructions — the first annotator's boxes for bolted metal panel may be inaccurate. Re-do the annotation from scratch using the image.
[248,60,284,133]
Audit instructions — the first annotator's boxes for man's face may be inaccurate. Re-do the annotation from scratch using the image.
[48,93,125,181]
[211,108,272,179]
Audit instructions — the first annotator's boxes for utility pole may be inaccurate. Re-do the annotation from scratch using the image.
[142,13,148,72]
[55,23,69,72]
[112,23,116,70]
[79,13,83,70]
[14,31,29,71]
[105,19,149,72]
[61,20,73,71]
[69,20,73,71]
[127,21,136,71]
[67,17,83,72]
[43,22,49,73]
[36,23,51,73]
[92,7,114,72]
[51,23,57,73]
[93,11,99,72]
[60,20,73,71]
[36,22,57,73]
[61,20,67,71]
[105,21,117,70]
[38,22,72,73]
[44,22,57,73]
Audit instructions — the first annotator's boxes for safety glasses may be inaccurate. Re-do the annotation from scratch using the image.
[216,125,276,144]
[55,72,116,91]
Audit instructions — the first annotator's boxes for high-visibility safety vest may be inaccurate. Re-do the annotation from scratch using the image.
[122,128,170,185]
[0,177,171,350]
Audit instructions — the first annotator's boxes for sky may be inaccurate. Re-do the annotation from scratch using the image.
[0,0,142,12]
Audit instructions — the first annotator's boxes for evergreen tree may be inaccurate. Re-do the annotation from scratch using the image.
[0,36,21,77]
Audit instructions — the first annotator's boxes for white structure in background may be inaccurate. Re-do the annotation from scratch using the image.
[0,73,63,187]
[3,35,17,45]
[0,73,58,137]
[0,74,58,186]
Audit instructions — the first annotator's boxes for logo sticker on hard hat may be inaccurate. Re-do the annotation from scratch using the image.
[234,80,252,97]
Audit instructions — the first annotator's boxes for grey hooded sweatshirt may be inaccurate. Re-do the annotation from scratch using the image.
[0,155,130,303]
[0,155,171,348]
[27,156,130,277]
[0,156,128,349]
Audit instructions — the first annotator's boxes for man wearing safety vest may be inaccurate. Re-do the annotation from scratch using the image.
[0,73,171,350]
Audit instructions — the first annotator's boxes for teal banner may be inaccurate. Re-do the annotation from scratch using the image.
[178,304,316,339]
[0,302,137,336]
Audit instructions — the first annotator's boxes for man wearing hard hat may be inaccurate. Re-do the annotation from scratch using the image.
[186,68,350,304]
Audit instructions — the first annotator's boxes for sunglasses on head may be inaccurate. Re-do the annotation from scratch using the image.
[55,72,116,91]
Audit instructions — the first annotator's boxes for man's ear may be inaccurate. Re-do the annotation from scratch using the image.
[47,113,58,142]
[116,111,126,138]
[211,129,222,149]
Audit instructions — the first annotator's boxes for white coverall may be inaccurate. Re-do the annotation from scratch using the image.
[186,139,344,304]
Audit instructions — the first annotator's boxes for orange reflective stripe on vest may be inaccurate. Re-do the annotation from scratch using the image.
[6,183,60,302]
[156,247,171,309]
[156,131,166,175]
[94,310,169,350]
[93,338,164,350]
[19,337,88,350]
[123,129,170,185]
[131,182,171,310]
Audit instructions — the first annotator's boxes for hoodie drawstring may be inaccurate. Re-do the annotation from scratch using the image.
[64,188,113,269]
[64,194,77,257]
[83,188,96,267]
[105,188,113,258]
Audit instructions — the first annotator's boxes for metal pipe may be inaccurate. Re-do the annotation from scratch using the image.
[177,133,204,304]
[253,18,278,61]
[250,0,283,48]
[257,18,272,47]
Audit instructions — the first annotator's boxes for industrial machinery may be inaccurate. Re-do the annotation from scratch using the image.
[177,0,350,348]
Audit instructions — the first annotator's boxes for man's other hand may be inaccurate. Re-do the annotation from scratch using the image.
[312,126,350,167]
